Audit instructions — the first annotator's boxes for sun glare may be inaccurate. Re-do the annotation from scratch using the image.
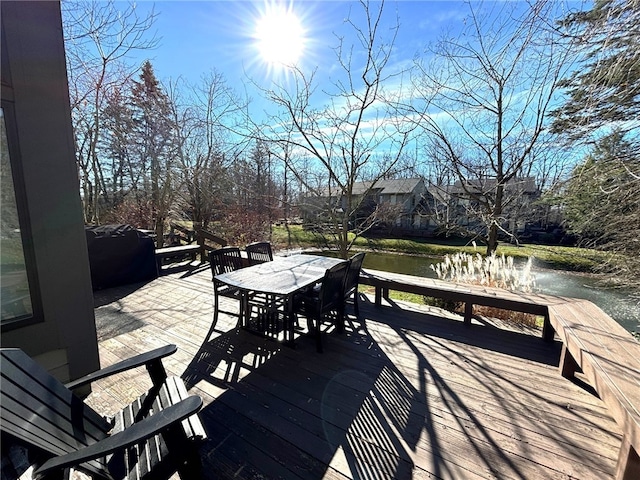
[254,4,305,68]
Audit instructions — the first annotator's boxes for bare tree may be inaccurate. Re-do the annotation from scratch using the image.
[409,0,575,254]
[257,0,416,258]
[62,0,158,223]
[167,71,245,232]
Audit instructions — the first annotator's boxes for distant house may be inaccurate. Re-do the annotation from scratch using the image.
[301,178,439,231]
[300,176,544,239]
[447,177,541,235]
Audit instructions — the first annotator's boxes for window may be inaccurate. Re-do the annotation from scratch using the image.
[1,104,41,329]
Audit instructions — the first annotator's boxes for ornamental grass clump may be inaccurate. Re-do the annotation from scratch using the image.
[431,252,536,293]
[428,251,539,327]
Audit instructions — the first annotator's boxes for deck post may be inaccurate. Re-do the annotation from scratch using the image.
[464,303,473,325]
[542,313,555,342]
[383,287,390,303]
[559,343,579,379]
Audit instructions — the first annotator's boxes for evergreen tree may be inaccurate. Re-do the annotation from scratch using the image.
[129,61,177,244]
[551,0,640,140]
[562,131,640,288]
[552,1,640,289]
[62,0,158,223]
[102,85,134,206]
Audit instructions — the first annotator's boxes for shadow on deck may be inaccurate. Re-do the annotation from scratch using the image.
[90,268,621,480]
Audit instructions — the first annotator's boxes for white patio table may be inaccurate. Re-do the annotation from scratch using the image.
[213,254,345,345]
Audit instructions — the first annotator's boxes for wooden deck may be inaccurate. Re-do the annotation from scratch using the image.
[89,266,623,479]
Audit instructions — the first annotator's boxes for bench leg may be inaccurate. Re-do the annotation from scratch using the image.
[375,286,382,306]
[542,314,555,342]
[559,343,579,379]
[464,303,473,326]
[615,434,640,480]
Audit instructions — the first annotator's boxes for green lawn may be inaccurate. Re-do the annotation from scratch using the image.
[271,225,605,272]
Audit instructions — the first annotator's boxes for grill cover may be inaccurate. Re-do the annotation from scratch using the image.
[85,224,157,290]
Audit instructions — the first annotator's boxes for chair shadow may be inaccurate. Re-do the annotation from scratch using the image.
[181,320,281,391]
[173,285,620,480]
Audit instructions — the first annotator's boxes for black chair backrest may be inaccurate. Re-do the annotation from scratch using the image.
[344,252,366,294]
[245,242,273,266]
[319,261,350,313]
[209,246,244,277]
[0,348,111,478]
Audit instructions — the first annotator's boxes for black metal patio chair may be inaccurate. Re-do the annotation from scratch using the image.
[210,246,246,326]
[293,260,350,352]
[245,241,273,266]
[0,345,206,480]
[343,252,366,319]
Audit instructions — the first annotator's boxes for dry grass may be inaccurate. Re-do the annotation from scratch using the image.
[431,250,536,293]
[427,250,539,326]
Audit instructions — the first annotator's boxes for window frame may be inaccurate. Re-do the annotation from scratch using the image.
[1,99,44,331]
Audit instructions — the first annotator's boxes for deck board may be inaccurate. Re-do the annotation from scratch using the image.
[87,267,623,479]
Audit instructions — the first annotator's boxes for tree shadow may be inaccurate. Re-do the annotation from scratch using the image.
[90,274,617,479]
[158,261,210,277]
[93,279,156,308]
[376,297,562,366]
[370,302,619,479]
[94,304,146,341]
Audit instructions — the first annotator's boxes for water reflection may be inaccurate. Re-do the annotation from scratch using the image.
[353,251,639,333]
[534,270,639,333]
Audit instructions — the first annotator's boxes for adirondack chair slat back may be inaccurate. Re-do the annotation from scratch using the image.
[1,349,112,477]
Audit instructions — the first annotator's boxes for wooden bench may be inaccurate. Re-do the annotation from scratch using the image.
[546,299,640,480]
[359,268,640,479]
[156,228,228,270]
[360,268,551,325]
[155,244,202,268]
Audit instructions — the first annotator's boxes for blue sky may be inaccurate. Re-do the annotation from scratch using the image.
[129,1,468,105]
[77,0,586,176]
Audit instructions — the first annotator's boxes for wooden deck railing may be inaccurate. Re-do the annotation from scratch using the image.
[155,227,227,269]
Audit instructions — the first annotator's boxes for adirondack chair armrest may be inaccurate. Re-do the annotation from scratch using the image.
[65,344,177,390]
[33,395,203,479]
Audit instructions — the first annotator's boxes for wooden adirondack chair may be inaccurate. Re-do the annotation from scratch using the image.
[0,345,206,480]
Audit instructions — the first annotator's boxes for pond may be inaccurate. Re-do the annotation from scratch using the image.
[357,251,640,334]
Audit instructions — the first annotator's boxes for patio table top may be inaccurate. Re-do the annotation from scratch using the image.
[214,254,345,296]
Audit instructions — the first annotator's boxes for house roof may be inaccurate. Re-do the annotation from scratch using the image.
[450,177,538,195]
[350,178,424,195]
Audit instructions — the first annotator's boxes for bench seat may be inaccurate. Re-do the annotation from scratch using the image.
[156,244,201,268]
[360,268,551,323]
[546,300,640,479]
